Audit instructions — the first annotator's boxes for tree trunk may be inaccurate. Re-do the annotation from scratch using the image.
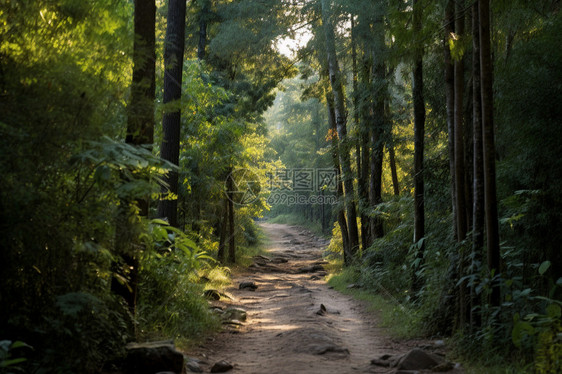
[369,7,386,241]
[321,0,360,256]
[327,93,352,263]
[227,173,236,263]
[412,0,426,294]
[479,0,501,307]
[388,142,400,195]
[359,50,373,248]
[217,195,228,262]
[470,0,484,329]
[126,0,156,148]
[112,0,156,315]
[352,16,370,252]
[198,0,208,60]
[157,0,187,228]
[454,0,468,241]
[444,0,457,241]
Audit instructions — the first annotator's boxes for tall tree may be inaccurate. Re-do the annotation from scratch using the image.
[158,0,187,227]
[454,0,468,240]
[444,0,457,240]
[113,0,156,313]
[352,15,370,251]
[479,0,501,307]
[327,92,352,260]
[369,3,386,241]
[412,0,425,293]
[198,0,209,60]
[471,0,484,327]
[321,0,360,256]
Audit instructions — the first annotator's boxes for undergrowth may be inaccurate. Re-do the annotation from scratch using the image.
[327,265,424,339]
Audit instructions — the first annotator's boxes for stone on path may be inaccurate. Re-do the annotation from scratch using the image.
[185,358,203,373]
[124,341,183,374]
[210,360,234,373]
[396,348,445,370]
[239,281,258,291]
[371,348,451,372]
[223,307,247,322]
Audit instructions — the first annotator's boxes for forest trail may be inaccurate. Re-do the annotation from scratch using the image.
[187,223,462,374]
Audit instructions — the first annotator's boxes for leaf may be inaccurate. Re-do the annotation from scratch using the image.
[538,260,551,275]
[512,320,535,348]
[10,341,32,350]
[150,218,170,226]
[0,357,27,367]
[546,304,561,319]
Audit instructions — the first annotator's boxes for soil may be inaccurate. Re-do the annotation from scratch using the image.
[186,223,464,374]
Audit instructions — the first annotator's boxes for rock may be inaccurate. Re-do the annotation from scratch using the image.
[239,281,258,291]
[346,283,361,289]
[316,304,327,316]
[223,307,247,322]
[204,289,221,300]
[395,371,420,374]
[371,353,398,367]
[210,360,233,373]
[124,341,184,374]
[395,348,445,370]
[310,344,350,355]
[222,320,244,326]
[298,264,324,273]
[185,358,203,373]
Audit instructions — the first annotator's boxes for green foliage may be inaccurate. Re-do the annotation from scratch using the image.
[136,220,227,345]
[327,266,423,339]
[0,340,32,372]
[37,293,130,374]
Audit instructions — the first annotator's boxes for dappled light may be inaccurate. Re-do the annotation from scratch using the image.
[1,0,561,373]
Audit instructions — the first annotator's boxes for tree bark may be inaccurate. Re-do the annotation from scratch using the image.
[112,0,156,315]
[388,142,400,195]
[412,0,425,294]
[321,0,360,256]
[369,6,386,241]
[479,0,501,307]
[454,0,468,241]
[217,195,228,262]
[126,0,156,148]
[327,93,351,262]
[352,16,370,252]
[227,173,236,263]
[198,0,209,60]
[157,0,187,228]
[444,0,457,241]
[471,0,484,329]
[359,50,373,248]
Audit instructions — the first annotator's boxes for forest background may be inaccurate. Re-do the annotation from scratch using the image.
[0,0,561,373]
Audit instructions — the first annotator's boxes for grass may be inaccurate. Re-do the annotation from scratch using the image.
[326,265,533,373]
[236,224,269,267]
[326,265,424,339]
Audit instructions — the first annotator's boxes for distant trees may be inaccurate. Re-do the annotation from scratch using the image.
[268,1,561,368]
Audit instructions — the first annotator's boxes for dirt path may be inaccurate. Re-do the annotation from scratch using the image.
[187,223,460,374]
